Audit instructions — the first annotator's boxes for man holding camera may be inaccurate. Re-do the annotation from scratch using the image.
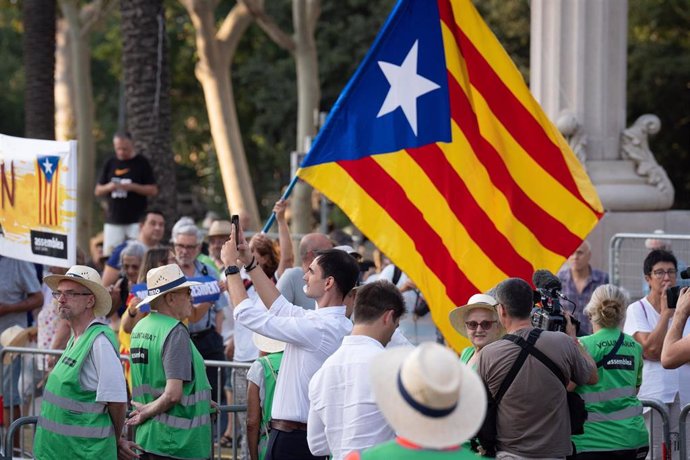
[477,278,597,459]
[625,249,690,459]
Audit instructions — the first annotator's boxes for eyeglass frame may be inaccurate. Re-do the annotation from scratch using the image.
[651,269,678,278]
[51,290,94,300]
[464,320,498,331]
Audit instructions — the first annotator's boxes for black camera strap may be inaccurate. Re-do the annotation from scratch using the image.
[503,328,568,387]
[494,328,542,403]
[595,332,625,367]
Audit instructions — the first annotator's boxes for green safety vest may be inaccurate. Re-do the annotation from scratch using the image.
[572,328,648,453]
[34,323,119,460]
[353,439,482,460]
[130,312,212,459]
[258,351,283,460]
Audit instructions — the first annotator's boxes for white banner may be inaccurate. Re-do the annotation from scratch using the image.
[0,134,77,267]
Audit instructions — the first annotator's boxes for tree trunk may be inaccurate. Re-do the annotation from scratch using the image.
[181,0,260,227]
[55,18,76,142]
[120,0,176,225]
[23,0,56,140]
[290,0,321,235]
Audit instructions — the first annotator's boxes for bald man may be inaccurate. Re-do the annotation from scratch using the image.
[557,240,609,335]
[276,233,333,310]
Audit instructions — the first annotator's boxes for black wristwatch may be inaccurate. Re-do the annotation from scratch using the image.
[224,265,240,276]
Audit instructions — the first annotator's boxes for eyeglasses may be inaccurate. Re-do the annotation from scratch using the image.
[652,269,677,278]
[174,243,198,251]
[51,291,93,300]
[465,320,497,330]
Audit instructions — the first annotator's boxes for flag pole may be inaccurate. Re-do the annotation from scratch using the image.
[261,174,300,233]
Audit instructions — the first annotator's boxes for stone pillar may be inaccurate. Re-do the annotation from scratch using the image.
[530,0,674,211]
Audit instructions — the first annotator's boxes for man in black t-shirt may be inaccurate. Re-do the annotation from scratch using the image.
[95,132,158,256]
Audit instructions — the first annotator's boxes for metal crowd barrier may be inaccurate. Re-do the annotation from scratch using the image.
[641,399,672,460]
[679,403,690,460]
[0,346,251,460]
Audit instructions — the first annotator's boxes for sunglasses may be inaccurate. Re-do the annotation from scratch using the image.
[465,320,497,330]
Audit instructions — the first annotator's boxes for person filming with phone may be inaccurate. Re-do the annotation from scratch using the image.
[624,249,690,459]
[661,266,690,369]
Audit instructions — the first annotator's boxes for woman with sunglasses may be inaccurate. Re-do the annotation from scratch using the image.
[449,294,504,368]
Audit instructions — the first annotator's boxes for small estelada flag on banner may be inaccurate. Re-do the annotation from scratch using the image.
[295,0,603,350]
[36,155,61,227]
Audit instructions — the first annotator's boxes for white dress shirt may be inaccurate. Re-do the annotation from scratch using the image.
[234,295,352,422]
[307,335,395,460]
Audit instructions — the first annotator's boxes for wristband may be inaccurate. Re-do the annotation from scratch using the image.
[244,257,259,272]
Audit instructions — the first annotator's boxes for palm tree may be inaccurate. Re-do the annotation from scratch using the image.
[120,0,176,223]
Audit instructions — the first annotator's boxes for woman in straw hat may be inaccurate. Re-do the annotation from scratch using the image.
[344,342,486,459]
[570,284,648,460]
[449,294,504,368]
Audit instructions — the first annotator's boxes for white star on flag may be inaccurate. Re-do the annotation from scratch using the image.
[376,40,440,136]
[42,158,53,174]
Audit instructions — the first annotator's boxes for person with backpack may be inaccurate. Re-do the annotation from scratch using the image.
[477,278,597,459]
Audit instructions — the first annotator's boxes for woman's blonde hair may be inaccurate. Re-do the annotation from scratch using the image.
[584,284,629,329]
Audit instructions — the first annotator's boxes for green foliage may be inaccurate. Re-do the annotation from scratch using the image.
[628,0,690,208]
[0,1,25,136]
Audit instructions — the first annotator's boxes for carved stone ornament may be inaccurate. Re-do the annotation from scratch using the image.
[556,110,587,167]
[620,114,673,193]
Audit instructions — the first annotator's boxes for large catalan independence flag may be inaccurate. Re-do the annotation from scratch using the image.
[297,0,603,350]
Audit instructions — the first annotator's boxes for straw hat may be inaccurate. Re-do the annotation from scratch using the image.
[370,342,486,448]
[44,265,112,317]
[448,293,498,337]
[208,220,232,238]
[138,264,201,307]
[1,326,38,363]
[252,332,286,354]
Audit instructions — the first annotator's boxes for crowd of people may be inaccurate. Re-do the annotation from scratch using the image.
[2,132,690,460]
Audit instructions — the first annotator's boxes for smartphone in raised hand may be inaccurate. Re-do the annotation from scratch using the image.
[231,214,240,248]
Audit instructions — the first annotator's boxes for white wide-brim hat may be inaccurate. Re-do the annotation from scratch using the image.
[252,332,286,354]
[448,293,499,338]
[370,342,487,449]
[138,263,201,307]
[0,326,38,363]
[44,265,112,317]
[208,220,232,238]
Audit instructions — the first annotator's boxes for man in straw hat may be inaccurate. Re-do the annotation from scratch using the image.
[477,278,597,459]
[307,280,406,460]
[344,342,487,459]
[221,222,359,460]
[34,265,137,459]
[125,263,213,459]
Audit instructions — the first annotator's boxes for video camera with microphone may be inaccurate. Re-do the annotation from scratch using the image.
[531,269,580,334]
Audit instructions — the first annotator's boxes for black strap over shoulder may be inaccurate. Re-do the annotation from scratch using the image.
[503,328,568,387]
[596,332,625,367]
[493,329,543,403]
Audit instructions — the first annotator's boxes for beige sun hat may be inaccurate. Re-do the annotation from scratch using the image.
[138,264,201,307]
[208,220,232,238]
[448,293,499,338]
[252,332,286,354]
[1,326,38,363]
[370,342,487,449]
[44,265,112,317]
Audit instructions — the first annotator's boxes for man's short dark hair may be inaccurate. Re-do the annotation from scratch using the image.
[314,249,360,299]
[643,249,677,276]
[140,209,165,225]
[113,131,132,141]
[495,277,534,320]
[353,280,405,324]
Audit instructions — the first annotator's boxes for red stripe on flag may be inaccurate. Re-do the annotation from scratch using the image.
[405,144,535,277]
[52,167,59,225]
[337,156,477,304]
[437,0,598,215]
[37,164,44,225]
[447,73,583,256]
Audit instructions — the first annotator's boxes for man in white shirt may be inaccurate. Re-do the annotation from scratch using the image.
[221,225,360,460]
[307,280,405,460]
[624,249,690,459]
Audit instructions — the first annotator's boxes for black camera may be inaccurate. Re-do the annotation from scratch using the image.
[531,270,581,334]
